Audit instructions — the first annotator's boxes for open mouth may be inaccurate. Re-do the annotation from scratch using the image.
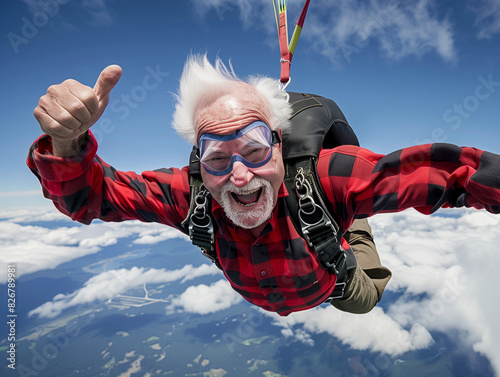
[231,187,263,207]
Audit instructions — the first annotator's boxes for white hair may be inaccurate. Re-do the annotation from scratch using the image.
[172,54,292,145]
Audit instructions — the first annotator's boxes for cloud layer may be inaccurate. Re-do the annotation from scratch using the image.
[474,0,500,39]
[166,279,243,315]
[18,0,500,67]
[0,208,188,283]
[3,206,500,374]
[193,0,455,65]
[267,305,433,355]
[193,0,500,66]
[28,264,222,319]
[262,209,500,374]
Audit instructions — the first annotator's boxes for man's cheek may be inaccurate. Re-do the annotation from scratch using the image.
[201,171,229,191]
[207,182,231,205]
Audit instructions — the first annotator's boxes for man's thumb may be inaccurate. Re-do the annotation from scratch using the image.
[93,65,122,101]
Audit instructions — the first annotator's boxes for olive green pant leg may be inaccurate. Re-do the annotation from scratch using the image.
[330,218,392,314]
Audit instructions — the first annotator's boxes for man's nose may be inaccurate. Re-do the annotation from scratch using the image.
[230,161,254,187]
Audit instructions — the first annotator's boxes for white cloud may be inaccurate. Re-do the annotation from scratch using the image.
[0,190,42,197]
[191,0,457,66]
[3,206,500,373]
[82,0,114,27]
[132,226,190,245]
[264,305,433,355]
[180,263,221,283]
[191,0,257,28]
[0,221,102,282]
[473,0,500,39]
[0,206,68,223]
[259,209,500,374]
[379,0,455,61]
[166,279,242,315]
[0,208,188,283]
[28,264,221,319]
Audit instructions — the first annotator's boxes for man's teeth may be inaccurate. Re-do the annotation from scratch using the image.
[237,188,260,195]
[232,187,262,206]
[240,202,255,207]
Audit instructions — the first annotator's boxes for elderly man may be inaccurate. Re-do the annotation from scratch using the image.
[28,55,500,317]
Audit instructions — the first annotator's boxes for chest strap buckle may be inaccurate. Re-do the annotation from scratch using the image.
[188,189,215,258]
[295,168,345,276]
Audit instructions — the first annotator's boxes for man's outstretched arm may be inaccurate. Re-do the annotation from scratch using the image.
[27,67,190,230]
[318,143,500,228]
[33,65,122,157]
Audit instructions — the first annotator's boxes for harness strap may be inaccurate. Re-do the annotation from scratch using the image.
[183,92,358,299]
[181,148,220,269]
[283,157,356,300]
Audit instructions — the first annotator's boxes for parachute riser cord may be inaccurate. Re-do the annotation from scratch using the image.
[273,0,311,84]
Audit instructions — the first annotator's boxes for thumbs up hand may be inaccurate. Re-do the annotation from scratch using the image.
[34,65,122,156]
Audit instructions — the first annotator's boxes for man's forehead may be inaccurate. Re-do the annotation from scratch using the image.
[194,83,272,141]
[196,86,265,122]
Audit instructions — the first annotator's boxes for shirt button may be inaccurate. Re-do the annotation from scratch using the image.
[255,242,260,246]
[261,270,267,277]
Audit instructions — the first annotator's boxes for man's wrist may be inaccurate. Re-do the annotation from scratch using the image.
[52,133,87,157]
[30,131,96,182]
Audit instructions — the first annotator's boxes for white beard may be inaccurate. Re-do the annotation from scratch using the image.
[219,177,275,229]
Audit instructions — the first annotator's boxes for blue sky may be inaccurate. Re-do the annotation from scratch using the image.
[1,0,500,210]
[2,1,500,374]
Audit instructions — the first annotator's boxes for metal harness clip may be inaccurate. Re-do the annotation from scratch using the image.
[294,168,344,275]
[188,189,215,260]
[295,169,335,243]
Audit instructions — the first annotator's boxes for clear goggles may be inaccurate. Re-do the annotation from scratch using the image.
[199,121,281,176]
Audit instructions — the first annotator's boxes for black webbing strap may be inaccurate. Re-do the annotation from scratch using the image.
[182,147,220,269]
[183,92,359,298]
[283,156,355,299]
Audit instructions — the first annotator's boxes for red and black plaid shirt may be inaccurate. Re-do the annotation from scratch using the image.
[27,132,500,316]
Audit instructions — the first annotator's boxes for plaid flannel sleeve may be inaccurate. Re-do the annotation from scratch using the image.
[318,143,500,229]
[26,131,190,231]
